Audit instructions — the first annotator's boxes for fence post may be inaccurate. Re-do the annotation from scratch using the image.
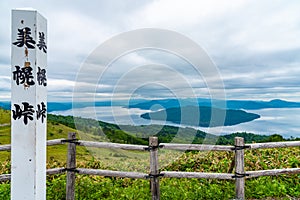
[66,132,76,200]
[234,137,245,200]
[149,137,160,200]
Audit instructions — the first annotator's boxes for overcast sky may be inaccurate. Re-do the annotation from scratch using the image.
[1,0,300,102]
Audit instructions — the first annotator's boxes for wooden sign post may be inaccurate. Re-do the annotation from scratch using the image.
[11,9,47,200]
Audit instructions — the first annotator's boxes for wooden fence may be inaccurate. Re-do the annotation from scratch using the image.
[1,132,300,200]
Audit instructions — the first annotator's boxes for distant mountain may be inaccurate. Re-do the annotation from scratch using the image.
[128,98,193,110]
[141,106,260,127]
[128,99,181,110]
[0,102,10,110]
[0,102,74,112]
[0,101,128,112]
[129,98,300,110]
[226,99,300,110]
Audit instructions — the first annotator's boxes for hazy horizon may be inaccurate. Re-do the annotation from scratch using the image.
[1,1,300,102]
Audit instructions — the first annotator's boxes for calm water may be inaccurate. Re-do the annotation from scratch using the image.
[51,107,300,138]
[202,108,300,138]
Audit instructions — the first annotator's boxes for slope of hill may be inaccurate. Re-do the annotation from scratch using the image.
[0,110,92,162]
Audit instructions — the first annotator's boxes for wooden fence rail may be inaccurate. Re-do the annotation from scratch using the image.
[1,134,300,200]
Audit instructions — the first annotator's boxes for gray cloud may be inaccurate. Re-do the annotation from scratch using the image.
[1,0,300,101]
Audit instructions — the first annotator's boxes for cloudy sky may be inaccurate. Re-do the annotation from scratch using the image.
[1,0,300,102]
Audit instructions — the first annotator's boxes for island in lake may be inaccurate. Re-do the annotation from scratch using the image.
[141,106,260,127]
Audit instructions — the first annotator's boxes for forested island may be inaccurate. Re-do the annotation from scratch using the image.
[141,106,260,127]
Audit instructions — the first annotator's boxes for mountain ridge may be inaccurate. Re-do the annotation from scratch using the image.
[129,98,300,110]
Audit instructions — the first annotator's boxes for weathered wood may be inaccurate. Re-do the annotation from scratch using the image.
[78,140,148,151]
[247,168,300,178]
[248,141,300,149]
[149,137,160,200]
[0,144,11,151]
[46,168,65,175]
[66,133,76,200]
[160,143,234,151]
[161,171,234,179]
[0,139,64,151]
[235,137,245,200]
[0,174,11,182]
[47,139,65,146]
[0,168,66,183]
[76,168,148,179]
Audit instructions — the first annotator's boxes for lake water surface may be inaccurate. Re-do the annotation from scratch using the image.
[51,107,300,138]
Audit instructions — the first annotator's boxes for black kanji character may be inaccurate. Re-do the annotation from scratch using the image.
[37,67,47,86]
[37,32,47,53]
[12,65,35,86]
[12,102,35,125]
[12,27,36,49]
[36,102,46,123]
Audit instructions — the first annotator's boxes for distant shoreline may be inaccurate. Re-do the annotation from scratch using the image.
[1,98,300,113]
[2,99,300,138]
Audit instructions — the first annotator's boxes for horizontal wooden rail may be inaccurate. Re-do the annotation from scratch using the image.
[77,140,148,151]
[0,144,11,151]
[247,168,300,178]
[0,139,67,151]
[160,143,234,151]
[0,174,10,182]
[47,139,66,146]
[248,141,300,149]
[2,138,299,152]
[46,168,66,175]
[76,168,148,179]
[161,171,234,180]
[0,168,66,182]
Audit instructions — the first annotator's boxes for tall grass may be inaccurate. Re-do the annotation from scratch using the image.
[0,147,300,199]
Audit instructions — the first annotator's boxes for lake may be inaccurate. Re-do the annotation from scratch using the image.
[50,107,300,138]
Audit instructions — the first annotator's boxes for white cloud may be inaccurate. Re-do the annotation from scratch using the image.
[0,76,10,91]
[129,0,250,28]
[48,78,75,92]
[1,0,300,101]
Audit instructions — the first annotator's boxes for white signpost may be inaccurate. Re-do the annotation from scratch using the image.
[11,9,47,200]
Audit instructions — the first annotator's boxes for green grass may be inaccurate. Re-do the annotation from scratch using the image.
[1,148,300,199]
[1,151,300,199]
[0,121,92,163]
[0,108,10,124]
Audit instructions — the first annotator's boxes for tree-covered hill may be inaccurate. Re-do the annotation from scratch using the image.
[141,106,260,127]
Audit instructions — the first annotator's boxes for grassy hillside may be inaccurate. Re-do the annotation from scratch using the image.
[0,107,93,163]
[0,108,149,171]
[0,109,9,124]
